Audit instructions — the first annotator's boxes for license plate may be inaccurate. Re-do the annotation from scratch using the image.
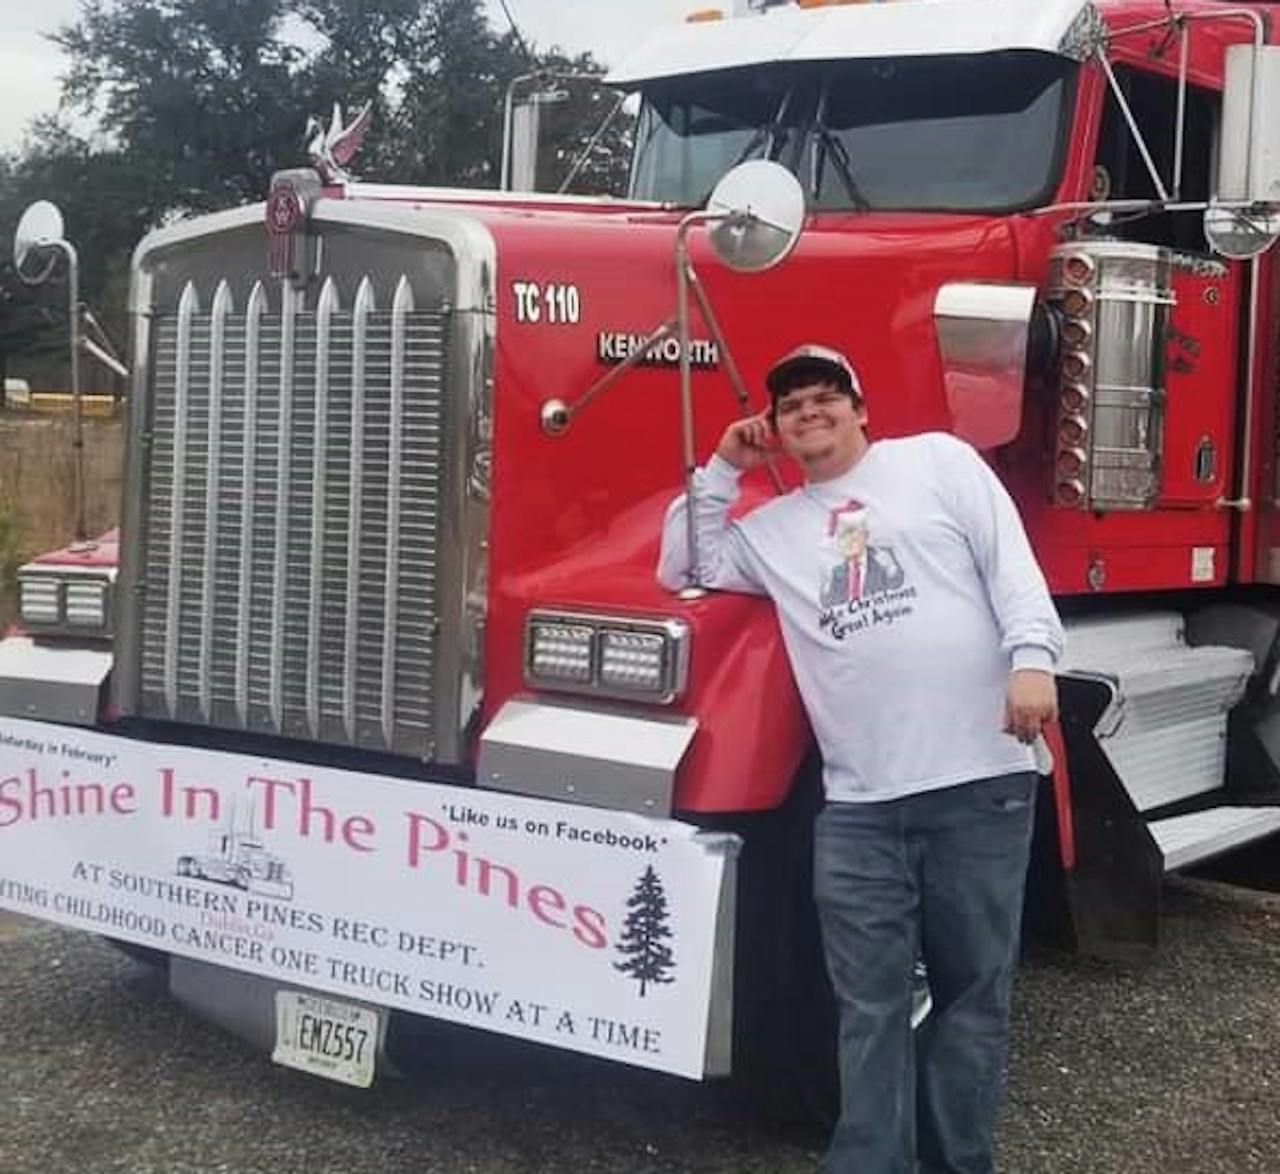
[272,991,380,1088]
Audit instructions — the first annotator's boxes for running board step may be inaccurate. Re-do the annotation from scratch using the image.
[1148,806,1280,871]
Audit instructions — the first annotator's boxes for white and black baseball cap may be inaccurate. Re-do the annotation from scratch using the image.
[765,344,863,400]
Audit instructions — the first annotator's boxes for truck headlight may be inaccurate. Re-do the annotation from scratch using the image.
[64,580,110,628]
[19,577,61,624]
[18,571,112,635]
[524,610,689,704]
[528,619,594,683]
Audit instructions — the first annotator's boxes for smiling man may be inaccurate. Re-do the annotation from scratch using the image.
[658,344,1062,1174]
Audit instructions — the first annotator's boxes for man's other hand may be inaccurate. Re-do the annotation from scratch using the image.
[1004,669,1058,744]
[717,413,778,470]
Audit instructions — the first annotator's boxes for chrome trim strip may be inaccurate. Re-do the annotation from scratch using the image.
[307,277,339,737]
[199,280,233,720]
[235,282,266,724]
[130,204,264,259]
[382,276,413,747]
[344,183,669,211]
[164,281,199,716]
[344,277,375,740]
[269,281,300,729]
[112,241,158,716]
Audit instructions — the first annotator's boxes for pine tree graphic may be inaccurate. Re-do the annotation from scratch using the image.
[613,865,677,997]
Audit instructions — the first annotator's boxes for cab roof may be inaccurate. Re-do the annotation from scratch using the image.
[607,0,1097,85]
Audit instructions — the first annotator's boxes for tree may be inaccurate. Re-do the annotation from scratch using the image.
[394,4,526,187]
[613,865,676,997]
[52,0,308,218]
[0,154,59,390]
[49,0,635,208]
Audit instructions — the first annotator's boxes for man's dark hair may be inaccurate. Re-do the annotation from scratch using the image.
[769,358,860,401]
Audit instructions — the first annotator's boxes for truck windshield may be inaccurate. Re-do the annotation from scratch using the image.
[629,51,1075,213]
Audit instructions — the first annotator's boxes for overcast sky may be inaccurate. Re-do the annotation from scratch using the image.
[0,0,701,154]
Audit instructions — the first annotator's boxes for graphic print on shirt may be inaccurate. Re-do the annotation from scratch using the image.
[817,499,917,640]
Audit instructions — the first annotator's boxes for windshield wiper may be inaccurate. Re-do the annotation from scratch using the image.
[811,83,871,211]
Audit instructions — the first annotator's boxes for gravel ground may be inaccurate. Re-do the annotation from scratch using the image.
[2,877,1278,1174]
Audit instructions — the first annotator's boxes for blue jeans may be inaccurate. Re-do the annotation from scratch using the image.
[813,772,1035,1174]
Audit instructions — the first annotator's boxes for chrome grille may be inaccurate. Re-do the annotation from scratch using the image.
[138,274,449,757]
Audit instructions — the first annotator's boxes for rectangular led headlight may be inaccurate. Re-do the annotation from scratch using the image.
[599,630,667,692]
[64,580,109,628]
[524,610,689,704]
[527,619,595,684]
[17,570,112,634]
[19,576,62,624]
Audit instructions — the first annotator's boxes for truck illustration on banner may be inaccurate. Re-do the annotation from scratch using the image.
[176,805,295,900]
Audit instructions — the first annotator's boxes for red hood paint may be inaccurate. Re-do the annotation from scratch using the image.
[32,530,120,569]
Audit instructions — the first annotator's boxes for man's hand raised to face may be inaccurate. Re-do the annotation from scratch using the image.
[1004,669,1058,744]
[717,413,778,471]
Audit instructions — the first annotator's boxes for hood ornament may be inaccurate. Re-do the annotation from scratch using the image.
[305,101,373,183]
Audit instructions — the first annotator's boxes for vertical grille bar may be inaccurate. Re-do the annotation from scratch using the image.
[382,277,413,748]
[163,282,200,715]
[235,283,265,725]
[269,282,299,728]
[198,281,232,720]
[344,278,374,741]
[306,278,338,737]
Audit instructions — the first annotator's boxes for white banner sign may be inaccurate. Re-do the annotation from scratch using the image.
[0,717,733,1078]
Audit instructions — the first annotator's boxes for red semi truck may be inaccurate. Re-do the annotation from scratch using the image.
[5,0,1280,1113]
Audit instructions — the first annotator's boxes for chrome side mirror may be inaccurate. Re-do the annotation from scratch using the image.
[11,199,89,541]
[1211,44,1280,258]
[13,200,66,285]
[705,160,805,273]
[1204,204,1280,261]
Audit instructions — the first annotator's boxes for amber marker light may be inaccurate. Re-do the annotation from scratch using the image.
[1063,254,1096,286]
[1059,416,1087,446]
[685,7,724,21]
[1061,383,1090,412]
[1060,288,1093,318]
[1057,480,1086,507]
[1061,318,1092,348]
[1060,351,1091,382]
[1057,448,1087,478]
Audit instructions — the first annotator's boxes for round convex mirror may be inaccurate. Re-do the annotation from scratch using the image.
[706,160,805,273]
[13,200,66,285]
[1204,203,1280,261]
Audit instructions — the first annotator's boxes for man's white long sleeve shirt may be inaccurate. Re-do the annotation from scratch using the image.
[658,432,1064,803]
